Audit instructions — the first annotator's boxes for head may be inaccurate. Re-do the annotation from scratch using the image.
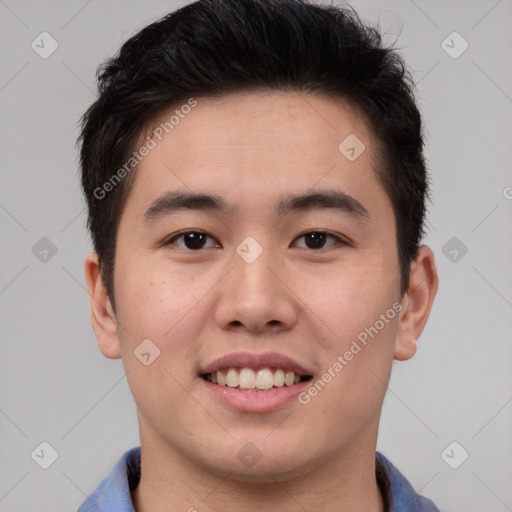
[81,0,437,481]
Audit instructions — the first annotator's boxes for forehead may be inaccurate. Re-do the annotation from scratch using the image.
[149,91,374,163]
[126,91,387,219]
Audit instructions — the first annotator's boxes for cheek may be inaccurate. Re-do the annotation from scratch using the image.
[113,266,211,423]
[297,254,399,411]
[112,260,213,402]
[116,255,207,338]
[303,277,399,437]
[302,255,399,348]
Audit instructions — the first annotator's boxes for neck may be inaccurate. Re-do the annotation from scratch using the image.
[132,422,386,512]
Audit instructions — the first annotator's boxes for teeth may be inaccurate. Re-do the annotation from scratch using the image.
[255,368,274,390]
[239,368,256,389]
[226,368,239,388]
[274,368,285,387]
[285,371,295,386]
[210,367,306,391]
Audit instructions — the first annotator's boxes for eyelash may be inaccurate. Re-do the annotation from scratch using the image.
[163,230,348,252]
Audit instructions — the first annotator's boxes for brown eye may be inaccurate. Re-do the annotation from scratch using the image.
[293,231,344,250]
[165,231,218,250]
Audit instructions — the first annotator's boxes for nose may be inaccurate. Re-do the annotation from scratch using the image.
[214,245,299,335]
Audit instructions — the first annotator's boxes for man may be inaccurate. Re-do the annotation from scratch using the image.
[78,0,439,510]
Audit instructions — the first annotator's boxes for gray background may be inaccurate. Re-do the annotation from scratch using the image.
[1,0,511,510]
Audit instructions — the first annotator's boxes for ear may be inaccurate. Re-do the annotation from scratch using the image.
[394,245,438,361]
[84,251,122,359]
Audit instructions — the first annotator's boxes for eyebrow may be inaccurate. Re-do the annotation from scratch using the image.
[143,188,369,224]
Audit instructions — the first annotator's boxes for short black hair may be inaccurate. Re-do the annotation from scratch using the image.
[79,0,429,311]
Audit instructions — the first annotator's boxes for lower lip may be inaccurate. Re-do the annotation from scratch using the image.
[200,377,311,412]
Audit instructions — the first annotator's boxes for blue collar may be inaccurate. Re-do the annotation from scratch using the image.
[78,447,439,511]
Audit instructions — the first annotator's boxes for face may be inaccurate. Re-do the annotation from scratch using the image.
[89,91,427,481]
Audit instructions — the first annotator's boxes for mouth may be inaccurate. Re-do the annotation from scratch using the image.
[201,367,313,392]
[199,352,315,412]
[199,351,314,394]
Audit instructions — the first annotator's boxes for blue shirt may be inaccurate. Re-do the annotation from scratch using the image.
[77,447,440,511]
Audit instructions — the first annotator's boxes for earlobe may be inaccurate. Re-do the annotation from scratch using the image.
[394,245,438,361]
[84,251,122,359]
[394,335,417,361]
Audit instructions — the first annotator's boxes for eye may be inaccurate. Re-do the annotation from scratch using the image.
[164,230,219,250]
[293,231,345,250]
[163,230,347,251]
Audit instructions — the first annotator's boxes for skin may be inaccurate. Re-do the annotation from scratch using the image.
[85,91,438,512]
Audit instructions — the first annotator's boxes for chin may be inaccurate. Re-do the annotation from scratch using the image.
[203,447,312,483]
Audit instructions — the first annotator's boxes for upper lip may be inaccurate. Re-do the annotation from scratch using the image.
[199,351,314,376]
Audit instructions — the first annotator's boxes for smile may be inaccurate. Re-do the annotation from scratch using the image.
[202,367,312,391]
[199,351,315,411]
